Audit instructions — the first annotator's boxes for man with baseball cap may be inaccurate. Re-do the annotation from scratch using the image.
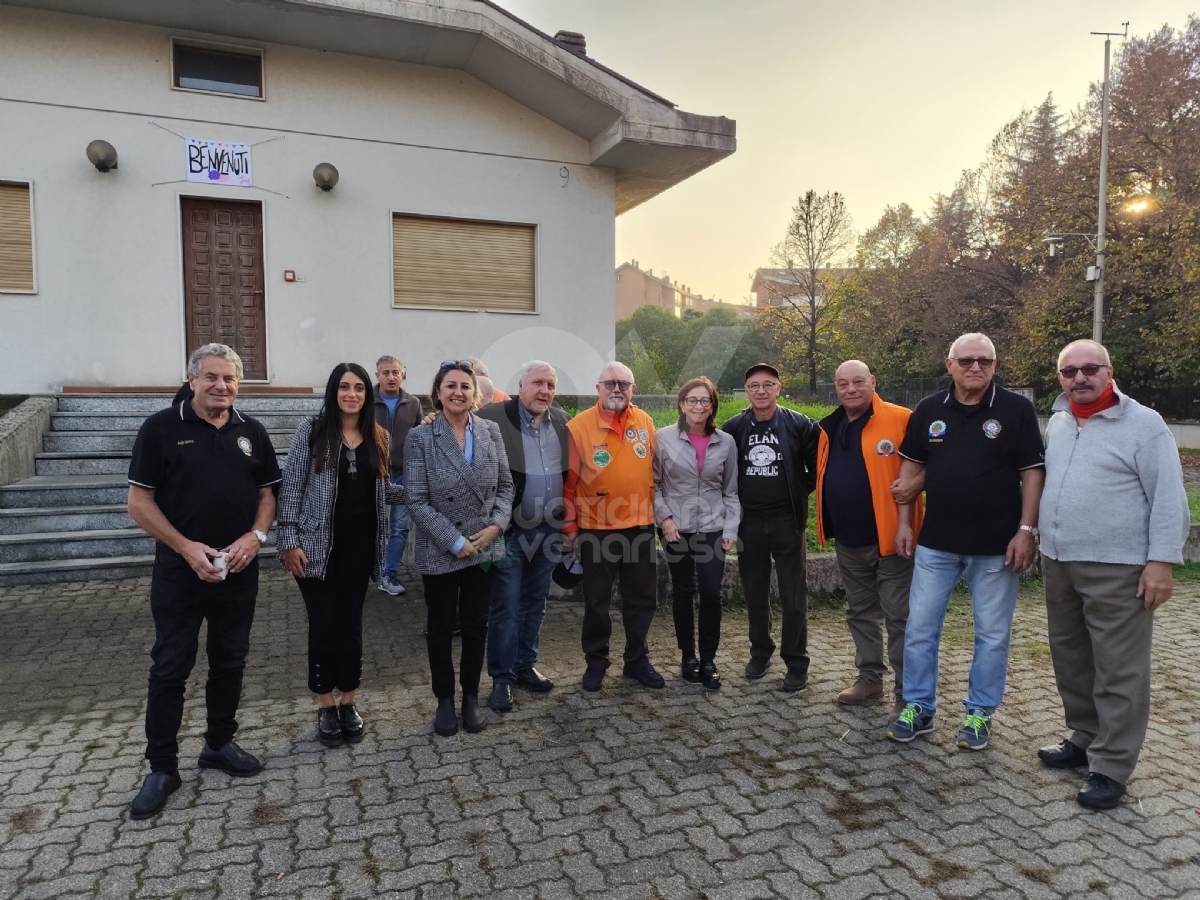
[722,364,821,692]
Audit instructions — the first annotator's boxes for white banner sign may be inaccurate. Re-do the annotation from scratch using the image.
[186,138,253,187]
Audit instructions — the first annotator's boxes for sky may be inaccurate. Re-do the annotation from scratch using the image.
[500,0,1197,306]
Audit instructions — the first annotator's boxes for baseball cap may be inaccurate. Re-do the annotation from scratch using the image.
[744,363,780,381]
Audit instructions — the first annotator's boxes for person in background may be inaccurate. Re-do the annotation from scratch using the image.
[722,364,820,692]
[653,376,740,690]
[815,360,922,717]
[1037,339,1189,809]
[278,363,403,749]
[374,355,422,597]
[404,361,514,736]
[467,357,511,404]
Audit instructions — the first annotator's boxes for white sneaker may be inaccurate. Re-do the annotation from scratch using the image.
[379,576,405,596]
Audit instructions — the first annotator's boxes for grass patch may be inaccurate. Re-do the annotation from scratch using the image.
[248,801,287,826]
[8,807,40,833]
[1020,865,1055,884]
[1174,561,1200,583]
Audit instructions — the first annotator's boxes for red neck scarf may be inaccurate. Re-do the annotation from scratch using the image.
[1068,382,1117,420]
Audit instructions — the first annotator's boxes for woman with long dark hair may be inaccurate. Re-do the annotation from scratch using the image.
[653,376,740,689]
[277,363,401,748]
[404,361,514,737]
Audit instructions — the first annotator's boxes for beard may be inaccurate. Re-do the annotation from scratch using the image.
[602,394,629,411]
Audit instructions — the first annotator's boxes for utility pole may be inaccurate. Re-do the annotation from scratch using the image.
[1091,23,1128,343]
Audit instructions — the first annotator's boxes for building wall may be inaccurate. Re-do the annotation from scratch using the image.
[615,265,679,320]
[0,6,617,396]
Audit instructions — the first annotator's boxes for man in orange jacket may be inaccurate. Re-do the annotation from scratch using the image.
[816,360,922,718]
[563,362,662,692]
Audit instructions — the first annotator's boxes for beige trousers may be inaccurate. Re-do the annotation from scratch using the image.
[834,542,913,696]
[1042,555,1153,784]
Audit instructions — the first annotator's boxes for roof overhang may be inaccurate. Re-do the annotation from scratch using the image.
[2,0,735,213]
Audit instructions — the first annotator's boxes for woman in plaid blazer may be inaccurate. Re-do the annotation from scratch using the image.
[404,361,514,737]
[277,363,405,749]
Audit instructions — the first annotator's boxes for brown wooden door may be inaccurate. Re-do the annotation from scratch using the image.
[182,198,267,380]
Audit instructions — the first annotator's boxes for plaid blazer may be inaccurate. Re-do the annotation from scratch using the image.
[276,417,403,581]
[403,413,514,575]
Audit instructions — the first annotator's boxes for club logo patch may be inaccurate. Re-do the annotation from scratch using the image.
[876,439,895,457]
[633,442,647,459]
[592,449,611,468]
[928,420,947,439]
[625,427,637,442]
[237,437,252,456]
[983,419,1002,439]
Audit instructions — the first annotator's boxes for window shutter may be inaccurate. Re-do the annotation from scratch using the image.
[0,182,34,292]
[392,214,535,312]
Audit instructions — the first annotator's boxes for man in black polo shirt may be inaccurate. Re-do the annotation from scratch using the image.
[886,333,1044,751]
[126,344,280,820]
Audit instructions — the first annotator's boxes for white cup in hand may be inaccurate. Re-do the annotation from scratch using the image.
[212,552,229,581]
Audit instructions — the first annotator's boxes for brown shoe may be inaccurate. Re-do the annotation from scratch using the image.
[837,676,884,706]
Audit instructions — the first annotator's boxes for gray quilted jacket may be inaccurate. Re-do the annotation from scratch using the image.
[403,414,514,575]
[276,417,404,581]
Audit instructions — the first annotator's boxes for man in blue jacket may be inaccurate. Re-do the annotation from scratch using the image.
[722,364,820,692]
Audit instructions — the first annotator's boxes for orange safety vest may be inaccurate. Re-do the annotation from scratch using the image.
[563,403,657,532]
[815,393,923,557]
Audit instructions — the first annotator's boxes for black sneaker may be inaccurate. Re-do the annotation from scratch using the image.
[744,658,772,679]
[1077,772,1126,810]
[623,662,666,689]
[782,670,808,693]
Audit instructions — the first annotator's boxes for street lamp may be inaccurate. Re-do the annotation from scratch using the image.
[1043,23,1127,344]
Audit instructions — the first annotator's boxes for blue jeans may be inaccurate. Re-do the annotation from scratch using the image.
[383,475,410,578]
[902,545,1019,716]
[487,524,561,684]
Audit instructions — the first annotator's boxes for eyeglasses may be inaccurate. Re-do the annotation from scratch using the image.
[682,397,713,408]
[345,446,357,480]
[953,357,995,370]
[440,360,475,372]
[1059,364,1108,379]
[745,381,779,392]
[600,379,633,391]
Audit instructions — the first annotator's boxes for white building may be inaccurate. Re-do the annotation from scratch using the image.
[0,0,735,395]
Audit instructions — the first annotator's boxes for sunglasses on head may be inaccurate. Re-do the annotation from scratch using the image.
[1059,364,1107,378]
[440,360,475,372]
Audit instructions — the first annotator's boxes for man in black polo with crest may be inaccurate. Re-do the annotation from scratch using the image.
[126,343,280,820]
[887,333,1044,751]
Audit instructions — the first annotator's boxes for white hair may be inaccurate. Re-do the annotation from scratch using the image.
[947,332,996,360]
[1057,339,1111,370]
[597,361,634,382]
[517,360,556,385]
[187,343,243,380]
[465,357,489,377]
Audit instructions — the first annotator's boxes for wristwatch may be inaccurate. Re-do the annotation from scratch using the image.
[1019,524,1039,539]
[252,529,268,545]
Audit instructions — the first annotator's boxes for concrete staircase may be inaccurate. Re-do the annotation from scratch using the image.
[0,394,322,586]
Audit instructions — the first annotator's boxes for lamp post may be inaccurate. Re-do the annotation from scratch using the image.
[1088,23,1127,343]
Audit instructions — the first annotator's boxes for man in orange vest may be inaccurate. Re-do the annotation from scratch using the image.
[563,362,662,692]
[816,360,922,719]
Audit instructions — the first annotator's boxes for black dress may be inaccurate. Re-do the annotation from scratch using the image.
[296,447,377,694]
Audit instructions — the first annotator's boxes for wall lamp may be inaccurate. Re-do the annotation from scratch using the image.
[313,163,339,192]
[86,140,118,172]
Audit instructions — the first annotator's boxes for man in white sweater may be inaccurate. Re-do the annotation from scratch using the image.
[1037,339,1191,810]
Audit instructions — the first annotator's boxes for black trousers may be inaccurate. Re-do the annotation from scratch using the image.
[577,526,658,670]
[737,507,809,675]
[423,566,490,699]
[145,562,257,773]
[663,531,726,662]
[295,532,373,695]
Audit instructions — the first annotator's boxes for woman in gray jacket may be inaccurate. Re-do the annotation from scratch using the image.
[653,376,741,689]
[404,361,514,737]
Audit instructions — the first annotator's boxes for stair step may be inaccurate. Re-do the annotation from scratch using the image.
[0,476,130,509]
[0,527,277,564]
[51,411,317,431]
[56,394,322,413]
[35,449,288,476]
[0,505,134,535]
[0,548,278,587]
[44,430,296,453]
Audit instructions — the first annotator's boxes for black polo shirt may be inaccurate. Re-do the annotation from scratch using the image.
[128,401,281,568]
[898,383,1043,556]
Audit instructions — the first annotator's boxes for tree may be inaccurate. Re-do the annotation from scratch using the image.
[760,190,855,392]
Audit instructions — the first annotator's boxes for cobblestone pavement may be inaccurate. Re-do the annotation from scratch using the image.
[1,569,1199,900]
